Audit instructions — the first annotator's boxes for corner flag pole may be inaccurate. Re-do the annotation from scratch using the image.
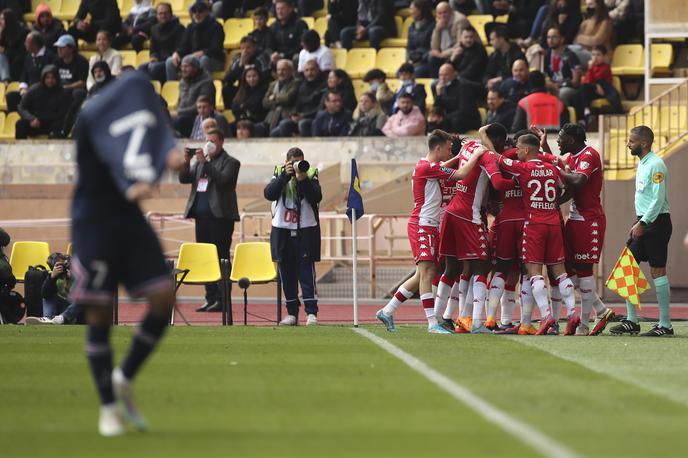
[352,208,358,327]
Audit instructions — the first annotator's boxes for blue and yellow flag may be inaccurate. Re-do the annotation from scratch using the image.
[346,159,364,223]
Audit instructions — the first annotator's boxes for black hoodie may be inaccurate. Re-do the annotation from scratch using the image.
[150,15,185,61]
[86,60,114,99]
[18,65,69,122]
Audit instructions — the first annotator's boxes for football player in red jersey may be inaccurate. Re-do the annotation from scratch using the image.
[376,130,486,333]
[497,134,579,336]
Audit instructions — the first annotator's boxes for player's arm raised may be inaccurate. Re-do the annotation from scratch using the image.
[449,146,488,181]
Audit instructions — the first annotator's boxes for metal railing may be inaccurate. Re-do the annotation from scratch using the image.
[600,79,688,171]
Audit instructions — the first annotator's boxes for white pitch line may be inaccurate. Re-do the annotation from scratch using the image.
[353,327,581,458]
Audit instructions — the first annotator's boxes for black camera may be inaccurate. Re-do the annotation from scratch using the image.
[293,160,310,173]
[62,258,71,271]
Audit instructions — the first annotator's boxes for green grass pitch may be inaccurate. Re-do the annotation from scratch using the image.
[2,324,688,457]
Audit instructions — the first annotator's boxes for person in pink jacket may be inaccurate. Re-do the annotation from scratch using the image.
[382,93,426,137]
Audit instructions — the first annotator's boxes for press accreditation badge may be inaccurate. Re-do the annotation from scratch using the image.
[197,178,209,192]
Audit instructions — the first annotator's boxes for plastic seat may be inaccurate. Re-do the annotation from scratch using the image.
[150,80,161,94]
[0,112,5,134]
[352,79,368,100]
[6,81,20,93]
[120,50,137,68]
[0,84,6,111]
[9,241,51,282]
[611,44,644,76]
[331,48,347,69]
[136,50,150,67]
[467,15,492,44]
[222,110,235,124]
[380,16,406,47]
[345,48,376,79]
[651,43,673,76]
[302,16,315,29]
[57,0,79,20]
[175,242,226,324]
[161,81,179,110]
[224,18,254,49]
[375,47,406,78]
[314,16,328,42]
[229,242,279,325]
[66,243,73,256]
[386,78,401,93]
[1,112,20,139]
[415,78,435,108]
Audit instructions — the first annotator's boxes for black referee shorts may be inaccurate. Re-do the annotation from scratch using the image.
[626,213,672,268]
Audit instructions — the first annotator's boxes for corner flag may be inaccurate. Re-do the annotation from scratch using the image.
[606,247,650,309]
[346,159,364,223]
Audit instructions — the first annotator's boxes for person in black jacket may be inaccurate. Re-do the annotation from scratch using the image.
[341,0,396,50]
[271,59,327,137]
[16,65,69,138]
[113,0,157,51]
[324,68,356,112]
[68,0,122,43]
[179,129,241,312]
[0,8,28,81]
[311,90,353,137]
[31,3,64,50]
[25,252,82,325]
[54,34,89,138]
[139,2,184,82]
[165,1,224,81]
[231,67,268,134]
[222,36,271,109]
[270,0,308,64]
[247,7,275,54]
[390,62,426,114]
[484,24,525,89]
[486,87,515,128]
[6,31,57,112]
[406,0,435,77]
[264,147,322,326]
[433,63,481,133]
[450,25,487,84]
[325,0,357,47]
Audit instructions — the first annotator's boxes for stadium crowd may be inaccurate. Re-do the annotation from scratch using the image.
[0,0,645,139]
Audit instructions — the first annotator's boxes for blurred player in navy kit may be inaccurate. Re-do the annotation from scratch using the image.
[70,71,185,436]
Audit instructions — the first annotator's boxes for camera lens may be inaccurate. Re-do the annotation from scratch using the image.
[295,160,310,173]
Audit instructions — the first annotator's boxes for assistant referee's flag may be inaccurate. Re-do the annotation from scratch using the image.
[605,247,650,309]
[346,159,364,223]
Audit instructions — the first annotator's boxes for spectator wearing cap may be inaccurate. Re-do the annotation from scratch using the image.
[86,60,114,99]
[362,68,393,115]
[433,63,481,133]
[382,92,426,137]
[189,94,230,140]
[499,58,529,105]
[391,62,427,114]
[16,65,70,139]
[311,90,353,137]
[68,0,122,44]
[247,7,276,54]
[166,0,225,81]
[349,91,387,136]
[297,30,333,73]
[31,3,64,50]
[450,25,488,84]
[222,35,271,107]
[340,0,397,50]
[113,0,156,52]
[86,30,121,90]
[270,0,309,64]
[260,58,300,134]
[510,70,567,133]
[54,34,89,137]
[406,0,435,78]
[486,87,515,128]
[483,24,525,90]
[6,31,57,112]
[271,59,326,137]
[172,55,216,138]
[139,2,185,83]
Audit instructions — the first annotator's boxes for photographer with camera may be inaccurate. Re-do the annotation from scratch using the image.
[264,147,322,326]
[26,252,82,325]
[179,129,241,312]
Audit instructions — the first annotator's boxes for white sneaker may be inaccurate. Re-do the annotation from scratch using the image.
[99,404,125,437]
[306,314,317,326]
[279,315,297,326]
[112,368,148,431]
[25,316,55,325]
[52,315,65,325]
[575,323,590,336]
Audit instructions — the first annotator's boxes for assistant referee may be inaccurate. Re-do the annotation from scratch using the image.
[610,126,673,336]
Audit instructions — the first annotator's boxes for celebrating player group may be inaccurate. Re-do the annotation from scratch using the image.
[377,122,616,336]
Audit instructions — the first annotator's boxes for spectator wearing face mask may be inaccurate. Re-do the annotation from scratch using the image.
[362,68,393,115]
[570,0,613,67]
[390,63,426,114]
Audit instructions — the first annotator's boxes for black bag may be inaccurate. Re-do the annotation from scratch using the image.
[0,289,25,324]
[24,265,49,317]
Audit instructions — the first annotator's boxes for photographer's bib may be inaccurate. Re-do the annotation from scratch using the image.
[272,195,318,230]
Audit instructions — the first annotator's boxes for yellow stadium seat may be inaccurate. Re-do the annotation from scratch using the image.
[352,79,368,100]
[120,50,137,68]
[375,47,406,78]
[612,44,644,76]
[0,84,6,111]
[331,48,347,69]
[590,76,622,111]
[229,242,279,325]
[0,112,5,134]
[568,106,576,124]
[650,43,673,76]
[381,16,410,48]
[222,110,235,124]
[136,50,150,67]
[224,18,254,49]
[6,81,20,93]
[9,241,51,282]
[314,16,328,41]
[214,79,223,110]
[345,48,376,79]
[161,81,179,110]
[118,0,135,18]
[66,242,73,256]
[312,0,327,18]
[302,16,315,29]
[174,242,224,324]
[150,80,161,94]
[386,78,401,93]
[478,107,487,124]
[467,15,492,45]
[416,78,435,108]
[81,50,96,61]
[1,112,20,139]
[397,7,411,18]
[658,105,687,137]
[57,0,79,20]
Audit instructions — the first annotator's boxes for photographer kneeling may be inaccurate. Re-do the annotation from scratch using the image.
[264,148,322,326]
[26,253,81,325]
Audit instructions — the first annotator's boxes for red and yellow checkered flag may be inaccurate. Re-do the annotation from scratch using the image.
[605,247,650,309]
